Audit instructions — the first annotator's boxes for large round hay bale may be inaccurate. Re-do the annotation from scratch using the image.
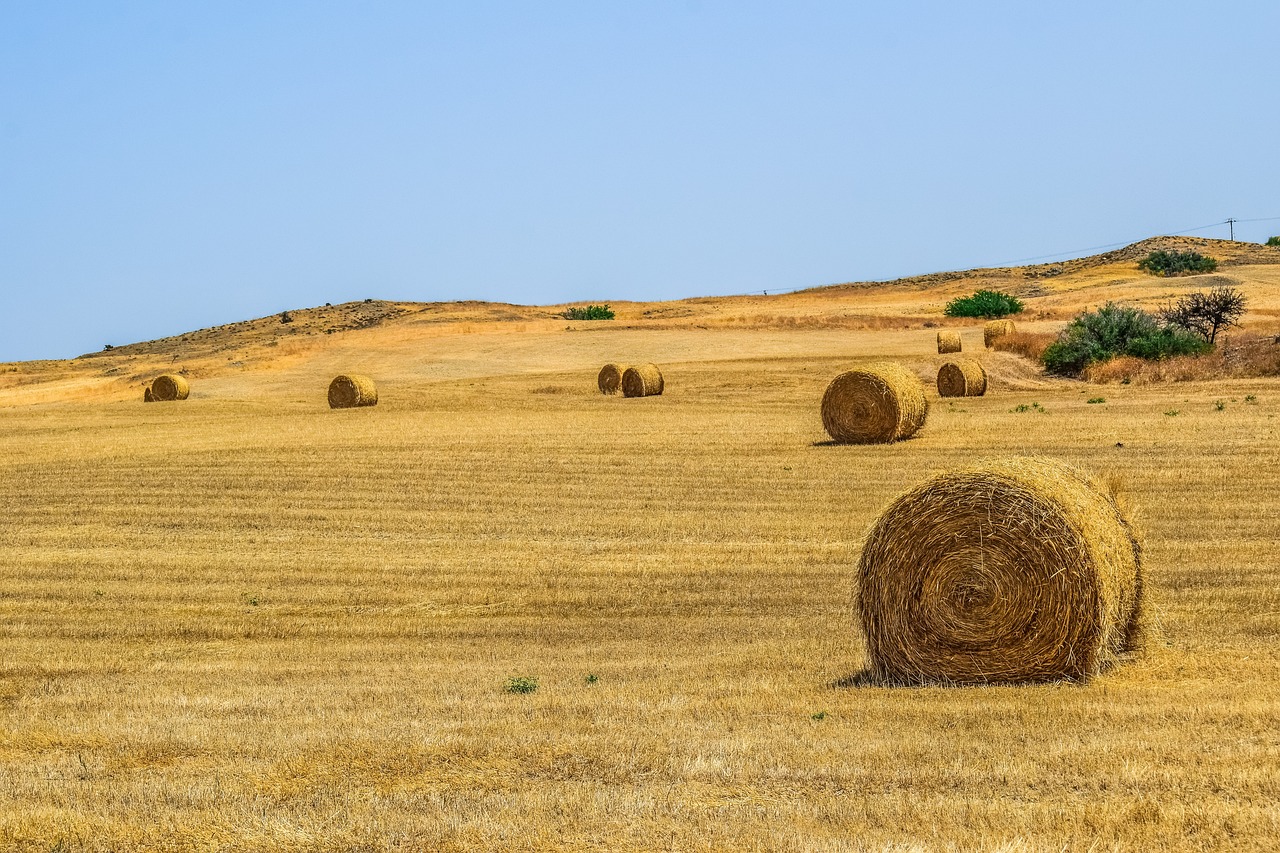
[936,360,987,397]
[936,331,962,354]
[598,363,627,395]
[150,374,190,402]
[984,319,1016,348]
[820,363,927,444]
[857,456,1143,684]
[328,374,378,409]
[143,386,155,403]
[621,363,664,398]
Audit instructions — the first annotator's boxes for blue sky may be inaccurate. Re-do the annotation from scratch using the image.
[3,1,1278,362]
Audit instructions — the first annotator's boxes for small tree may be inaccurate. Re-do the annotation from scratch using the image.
[1161,286,1246,344]
[943,289,1024,319]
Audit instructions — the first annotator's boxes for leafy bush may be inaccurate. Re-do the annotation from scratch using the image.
[1267,236,1280,247]
[1042,303,1209,376]
[943,289,1025,319]
[563,304,615,320]
[503,676,539,694]
[1137,250,1218,277]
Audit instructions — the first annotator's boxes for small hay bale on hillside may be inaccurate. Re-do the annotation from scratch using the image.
[936,331,962,354]
[143,386,155,403]
[936,360,987,397]
[328,374,378,409]
[821,363,927,444]
[857,456,1143,684]
[150,374,190,402]
[984,319,1016,348]
[598,363,627,395]
[621,364,664,398]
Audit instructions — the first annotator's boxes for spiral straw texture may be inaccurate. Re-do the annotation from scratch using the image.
[820,363,927,444]
[936,331,962,354]
[598,363,627,395]
[150,374,190,402]
[936,360,987,397]
[621,364,664,398]
[984,319,1016,348]
[857,457,1143,684]
[328,374,379,409]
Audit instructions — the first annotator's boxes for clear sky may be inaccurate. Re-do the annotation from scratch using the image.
[3,1,1278,362]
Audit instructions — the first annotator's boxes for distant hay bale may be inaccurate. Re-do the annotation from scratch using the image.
[857,456,1143,684]
[328,374,378,409]
[984,319,1016,348]
[143,387,154,403]
[936,360,987,397]
[621,363,664,398]
[150,374,189,402]
[821,362,928,444]
[598,363,627,395]
[936,331,962,354]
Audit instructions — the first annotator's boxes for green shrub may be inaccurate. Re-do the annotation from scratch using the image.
[1042,302,1209,376]
[1137,250,1218,277]
[1266,236,1280,247]
[503,676,539,694]
[563,304,615,320]
[943,289,1025,319]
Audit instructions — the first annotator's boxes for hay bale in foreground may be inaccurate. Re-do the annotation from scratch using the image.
[936,360,987,397]
[984,319,1016,348]
[328,374,378,409]
[598,363,627,395]
[936,331,962,354]
[857,456,1143,684]
[150,374,189,402]
[143,387,155,403]
[621,364,664,398]
[820,363,927,444]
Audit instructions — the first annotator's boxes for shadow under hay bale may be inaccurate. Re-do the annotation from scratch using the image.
[598,363,627,395]
[856,456,1143,685]
[328,374,378,409]
[936,331,962,354]
[984,319,1016,348]
[621,363,664,398]
[150,374,189,402]
[936,360,987,397]
[820,363,927,444]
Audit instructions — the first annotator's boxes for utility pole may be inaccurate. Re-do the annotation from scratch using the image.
[1227,218,1237,240]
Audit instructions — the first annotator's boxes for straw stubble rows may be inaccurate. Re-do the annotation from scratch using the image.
[1,365,1279,850]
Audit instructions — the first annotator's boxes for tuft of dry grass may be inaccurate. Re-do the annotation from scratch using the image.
[858,456,1142,684]
[1084,333,1280,384]
[992,330,1056,363]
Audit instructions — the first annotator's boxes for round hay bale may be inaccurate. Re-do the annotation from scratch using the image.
[820,363,927,444]
[936,331,962,354]
[598,363,627,395]
[150,374,189,402]
[143,386,155,403]
[621,363,664,398]
[328,374,378,409]
[984,319,1016,348]
[857,456,1143,684]
[936,360,987,397]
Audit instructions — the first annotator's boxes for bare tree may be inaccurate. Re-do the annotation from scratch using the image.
[1161,286,1247,344]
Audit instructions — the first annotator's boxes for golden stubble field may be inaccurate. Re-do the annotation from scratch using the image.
[4,253,1280,851]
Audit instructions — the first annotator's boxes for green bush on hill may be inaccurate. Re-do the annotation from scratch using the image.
[1137,250,1218,277]
[943,289,1025,319]
[1042,303,1209,376]
[1266,236,1280,247]
[563,304,615,320]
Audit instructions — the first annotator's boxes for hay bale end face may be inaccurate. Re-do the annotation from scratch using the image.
[143,387,155,403]
[936,360,987,397]
[936,331,962,354]
[621,363,664,398]
[984,319,1016,348]
[857,456,1143,684]
[150,374,190,402]
[328,374,378,409]
[598,363,627,395]
[821,363,927,444]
